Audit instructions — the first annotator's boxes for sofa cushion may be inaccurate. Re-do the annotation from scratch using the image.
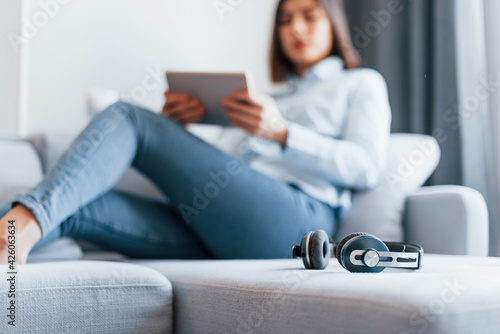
[129,255,500,334]
[336,133,440,242]
[0,261,173,334]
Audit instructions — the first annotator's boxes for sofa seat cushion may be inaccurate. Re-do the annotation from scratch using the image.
[0,261,173,334]
[129,255,500,334]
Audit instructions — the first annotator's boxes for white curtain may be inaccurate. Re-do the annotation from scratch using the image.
[455,0,500,256]
[484,0,500,256]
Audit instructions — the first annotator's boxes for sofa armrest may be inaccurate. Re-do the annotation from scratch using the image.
[404,185,489,256]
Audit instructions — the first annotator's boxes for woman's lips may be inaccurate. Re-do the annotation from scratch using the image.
[294,41,307,50]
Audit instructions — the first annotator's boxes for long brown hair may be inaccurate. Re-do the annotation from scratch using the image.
[270,0,361,83]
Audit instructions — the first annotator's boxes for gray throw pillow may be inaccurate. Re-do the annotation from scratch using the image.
[335,133,440,242]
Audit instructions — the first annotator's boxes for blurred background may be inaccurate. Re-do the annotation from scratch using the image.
[1,0,500,254]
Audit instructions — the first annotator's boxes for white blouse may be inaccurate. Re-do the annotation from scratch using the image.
[231,55,392,217]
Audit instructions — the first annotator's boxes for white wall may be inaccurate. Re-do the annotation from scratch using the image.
[20,0,279,135]
[0,0,22,136]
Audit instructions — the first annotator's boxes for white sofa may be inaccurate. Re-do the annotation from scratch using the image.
[1,130,498,334]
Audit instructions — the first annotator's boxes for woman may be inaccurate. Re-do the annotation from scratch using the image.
[0,0,391,264]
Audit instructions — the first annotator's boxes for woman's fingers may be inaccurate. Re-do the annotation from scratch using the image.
[225,108,259,127]
[169,101,204,124]
[174,102,205,121]
[163,92,191,115]
[225,108,261,132]
[176,108,205,124]
[222,92,268,134]
[165,92,191,107]
[162,90,206,125]
[161,101,169,115]
[227,116,255,134]
[224,91,287,144]
[222,98,262,119]
[167,99,200,117]
[226,90,260,107]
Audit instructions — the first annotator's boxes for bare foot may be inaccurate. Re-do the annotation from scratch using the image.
[0,204,42,265]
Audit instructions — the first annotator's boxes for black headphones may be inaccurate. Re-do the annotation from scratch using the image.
[291,230,423,273]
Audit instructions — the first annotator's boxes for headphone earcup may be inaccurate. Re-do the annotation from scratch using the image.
[309,230,330,269]
[336,232,369,268]
[336,232,389,273]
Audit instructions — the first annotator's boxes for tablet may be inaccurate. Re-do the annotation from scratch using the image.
[166,71,256,126]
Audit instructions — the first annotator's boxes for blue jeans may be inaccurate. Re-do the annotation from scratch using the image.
[4,102,339,259]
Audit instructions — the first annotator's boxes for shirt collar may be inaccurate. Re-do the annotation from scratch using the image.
[286,55,344,87]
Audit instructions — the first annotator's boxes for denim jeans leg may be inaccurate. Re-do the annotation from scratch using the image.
[57,190,214,259]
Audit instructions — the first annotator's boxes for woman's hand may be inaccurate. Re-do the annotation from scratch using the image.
[162,89,205,125]
[221,90,288,147]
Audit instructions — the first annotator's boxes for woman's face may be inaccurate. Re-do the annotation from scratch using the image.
[278,0,334,75]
